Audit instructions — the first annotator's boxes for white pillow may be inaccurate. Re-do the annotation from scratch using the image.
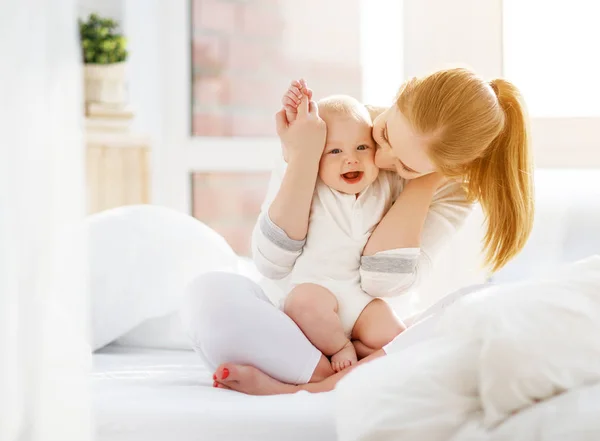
[439,255,600,428]
[114,255,263,350]
[114,311,192,350]
[88,205,238,351]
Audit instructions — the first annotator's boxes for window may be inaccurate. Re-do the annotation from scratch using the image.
[190,0,403,137]
[186,0,403,253]
[503,0,600,117]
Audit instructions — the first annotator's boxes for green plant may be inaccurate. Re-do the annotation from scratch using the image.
[79,13,128,64]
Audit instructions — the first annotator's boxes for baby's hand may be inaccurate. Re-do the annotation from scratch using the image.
[282,79,313,124]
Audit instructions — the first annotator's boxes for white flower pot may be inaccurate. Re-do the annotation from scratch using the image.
[84,62,127,104]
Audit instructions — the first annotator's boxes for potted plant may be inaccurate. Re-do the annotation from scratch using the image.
[79,13,128,104]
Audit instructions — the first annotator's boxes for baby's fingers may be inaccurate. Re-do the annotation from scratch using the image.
[286,89,301,104]
[288,81,303,99]
[282,95,298,109]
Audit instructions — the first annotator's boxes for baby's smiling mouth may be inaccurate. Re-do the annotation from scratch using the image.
[341,171,363,184]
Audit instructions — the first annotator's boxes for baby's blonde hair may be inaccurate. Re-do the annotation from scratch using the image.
[396,68,534,272]
[318,95,372,124]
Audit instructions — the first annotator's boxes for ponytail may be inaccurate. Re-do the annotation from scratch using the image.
[466,79,534,272]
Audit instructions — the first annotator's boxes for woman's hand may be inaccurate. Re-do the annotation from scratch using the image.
[276,92,326,165]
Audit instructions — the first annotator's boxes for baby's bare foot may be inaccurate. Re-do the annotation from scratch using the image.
[330,341,357,373]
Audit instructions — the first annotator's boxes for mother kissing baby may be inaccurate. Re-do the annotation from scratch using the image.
[183,68,534,395]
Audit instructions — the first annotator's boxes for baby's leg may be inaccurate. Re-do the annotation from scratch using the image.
[352,299,406,358]
[284,283,357,372]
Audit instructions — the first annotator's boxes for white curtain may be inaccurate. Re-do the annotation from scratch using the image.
[0,1,91,440]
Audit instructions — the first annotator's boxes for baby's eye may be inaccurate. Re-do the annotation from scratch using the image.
[356,144,369,151]
[329,148,342,154]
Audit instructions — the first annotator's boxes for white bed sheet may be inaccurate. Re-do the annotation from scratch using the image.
[92,346,336,441]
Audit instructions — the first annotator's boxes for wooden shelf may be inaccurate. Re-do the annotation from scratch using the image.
[86,132,150,214]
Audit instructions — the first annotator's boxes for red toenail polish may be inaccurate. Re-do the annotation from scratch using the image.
[212,374,216,381]
[213,381,218,387]
[222,368,230,380]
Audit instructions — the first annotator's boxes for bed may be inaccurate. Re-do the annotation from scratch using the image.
[90,169,600,441]
[92,345,336,441]
[93,345,600,441]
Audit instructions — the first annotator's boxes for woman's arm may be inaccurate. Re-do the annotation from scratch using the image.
[364,173,444,254]
[251,97,326,279]
[360,175,474,297]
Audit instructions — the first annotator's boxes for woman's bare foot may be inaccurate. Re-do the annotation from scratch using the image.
[330,341,357,372]
[212,364,300,395]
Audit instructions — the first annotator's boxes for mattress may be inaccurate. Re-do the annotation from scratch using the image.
[92,346,336,441]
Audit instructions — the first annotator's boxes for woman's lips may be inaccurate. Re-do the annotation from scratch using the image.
[341,171,363,184]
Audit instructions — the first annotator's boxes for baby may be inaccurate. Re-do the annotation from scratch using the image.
[280,81,405,372]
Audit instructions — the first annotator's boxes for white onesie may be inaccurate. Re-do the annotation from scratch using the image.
[288,174,399,335]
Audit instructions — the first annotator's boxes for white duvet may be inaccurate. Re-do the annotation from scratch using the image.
[336,256,600,441]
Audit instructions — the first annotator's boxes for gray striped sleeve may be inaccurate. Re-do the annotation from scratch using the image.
[259,213,305,252]
[360,254,418,274]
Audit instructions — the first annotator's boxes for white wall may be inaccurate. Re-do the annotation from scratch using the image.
[78,0,122,22]
[403,0,503,79]
[122,0,162,140]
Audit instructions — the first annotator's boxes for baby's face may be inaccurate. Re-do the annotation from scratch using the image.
[319,116,379,195]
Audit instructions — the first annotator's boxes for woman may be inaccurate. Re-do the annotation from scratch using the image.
[181,67,534,395]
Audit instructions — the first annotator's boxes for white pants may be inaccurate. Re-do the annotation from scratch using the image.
[181,271,486,385]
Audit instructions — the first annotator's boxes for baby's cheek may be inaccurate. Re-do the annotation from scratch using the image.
[318,159,339,184]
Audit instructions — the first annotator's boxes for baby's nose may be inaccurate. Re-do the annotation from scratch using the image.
[345,154,359,165]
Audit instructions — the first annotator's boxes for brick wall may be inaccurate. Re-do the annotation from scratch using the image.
[191,0,363,137]
[191,171,271,255]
